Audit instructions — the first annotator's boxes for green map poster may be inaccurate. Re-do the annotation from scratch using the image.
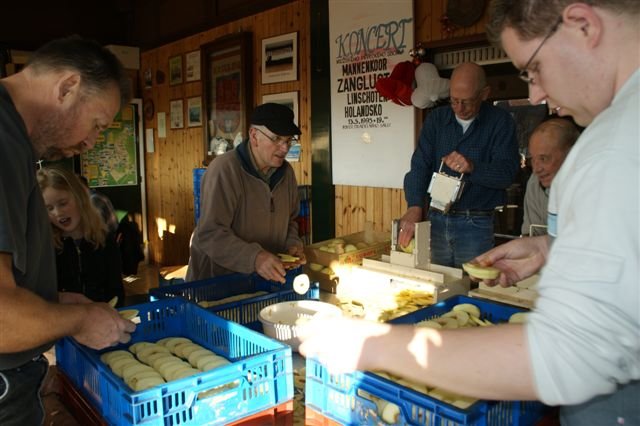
[81,104,138,187]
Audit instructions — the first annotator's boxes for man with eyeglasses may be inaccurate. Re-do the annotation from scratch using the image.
[399,62,519,268]
[187,103,306,283]
[298,2,639,426]
[521,118,579,236]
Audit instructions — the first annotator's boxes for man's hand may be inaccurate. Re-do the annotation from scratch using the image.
[398,206,423,248]
[72,303,136,349]
[255,250,287,283]
[443,151,474,174]
[472,236,550,287]
[58,292,93,304]
[298,316,391,373]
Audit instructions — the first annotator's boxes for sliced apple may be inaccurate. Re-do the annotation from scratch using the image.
[462,262,500,280]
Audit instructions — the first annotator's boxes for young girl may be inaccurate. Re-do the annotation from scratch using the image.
[38,167,125,306]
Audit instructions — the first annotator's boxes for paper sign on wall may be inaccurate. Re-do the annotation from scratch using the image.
[329,0,414,189]
[157,112,167,138]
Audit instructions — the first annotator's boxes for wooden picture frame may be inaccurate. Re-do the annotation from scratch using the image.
[170,99,184,129]
[185,50,201,82]
[169,55,183,85]
[261,32,298,84]
[262,91,300,162]
[187,96,203,127]
[201,32,253,157]
[262,91,299,127]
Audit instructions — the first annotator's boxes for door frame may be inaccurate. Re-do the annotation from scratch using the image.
[132,98,149,262]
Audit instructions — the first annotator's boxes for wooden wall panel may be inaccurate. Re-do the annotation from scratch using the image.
[140,0,311,265]
[140,0,490,264]
[332,1,489,238]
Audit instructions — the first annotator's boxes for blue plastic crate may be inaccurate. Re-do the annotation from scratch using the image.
[306,296,548,426]
[149,267,319,331]
[56,298,293,426]
[389,295,526,326]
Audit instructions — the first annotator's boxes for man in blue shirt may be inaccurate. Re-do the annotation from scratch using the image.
[398,62,519,267]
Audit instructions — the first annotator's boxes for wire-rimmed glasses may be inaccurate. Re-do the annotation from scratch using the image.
[519,17,563,85]
[255,127,298,148]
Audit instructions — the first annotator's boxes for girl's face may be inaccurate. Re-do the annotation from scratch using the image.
[42,187,83,239]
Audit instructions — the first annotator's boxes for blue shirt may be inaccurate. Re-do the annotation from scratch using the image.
[404,102,519,211]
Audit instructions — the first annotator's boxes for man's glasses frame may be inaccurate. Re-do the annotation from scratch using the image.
[519,17,563,85]
[449,96,480,108]
[254,127,298,148]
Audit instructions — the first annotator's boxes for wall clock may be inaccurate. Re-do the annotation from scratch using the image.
[144,99,154,121]
[446,0,486,28]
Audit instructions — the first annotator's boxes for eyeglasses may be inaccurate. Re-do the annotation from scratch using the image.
[519,18,563,85]
[255,127,298,148]
[449,97,479,108]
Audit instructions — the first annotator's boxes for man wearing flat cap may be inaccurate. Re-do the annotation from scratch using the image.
[186,103,305,283]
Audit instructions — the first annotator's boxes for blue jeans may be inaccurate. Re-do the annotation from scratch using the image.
[0,355,49,426]
[560,380,640,426]
[428,210,495,268]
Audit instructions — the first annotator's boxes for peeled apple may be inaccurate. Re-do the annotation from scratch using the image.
[508,312,528,324]
[344,244,358,253]
[462,262,500,280]
[119,309,140,321]
[381,402,401,424]
[308,262,324,271]
[400,239,415,254]
[277,253,299,262]
[452,303,481,318]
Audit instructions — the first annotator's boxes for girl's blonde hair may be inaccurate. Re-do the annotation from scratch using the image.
[37,167,107,250]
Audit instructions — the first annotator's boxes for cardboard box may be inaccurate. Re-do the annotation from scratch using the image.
[304,231,391,292]
[305,231,390,267]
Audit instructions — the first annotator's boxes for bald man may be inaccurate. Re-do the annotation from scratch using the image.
[522,118,580,236]
[400,62,519,267]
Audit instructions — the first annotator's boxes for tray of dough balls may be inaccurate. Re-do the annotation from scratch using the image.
[55,298,293,426]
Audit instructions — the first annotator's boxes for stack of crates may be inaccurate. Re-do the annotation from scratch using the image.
[305,296,549,426]
[56,298,294,425]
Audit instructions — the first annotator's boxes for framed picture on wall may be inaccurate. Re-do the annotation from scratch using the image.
[187,96,202,127]
[262,91,299,126]
[169,55,183,85]
[170,99,184,129]
[261,32,297,84]
[185,50,201,82]
[262,91,300,162]
[201,32,253,157]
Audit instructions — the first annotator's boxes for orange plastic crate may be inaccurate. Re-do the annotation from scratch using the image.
[305,407,342,426]
[58,370,295,426]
